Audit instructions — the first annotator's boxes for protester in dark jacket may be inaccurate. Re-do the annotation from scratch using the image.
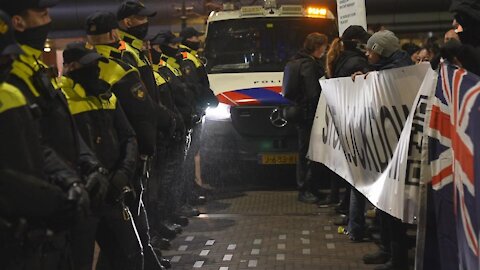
[435,0,480,76]
[360,30,413,270]
[283,32,328,203]
[325,25,372,240]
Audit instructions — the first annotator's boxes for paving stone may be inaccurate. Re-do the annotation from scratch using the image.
[162,191,379,270]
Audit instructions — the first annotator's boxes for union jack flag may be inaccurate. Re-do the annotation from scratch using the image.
[428,62,480,269]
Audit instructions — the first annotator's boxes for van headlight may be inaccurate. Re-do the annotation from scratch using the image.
[205,103,231,120]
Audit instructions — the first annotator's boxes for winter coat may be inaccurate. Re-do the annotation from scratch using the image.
[372,50,413,71]
[282,50,325,127]
[332,49,371,78]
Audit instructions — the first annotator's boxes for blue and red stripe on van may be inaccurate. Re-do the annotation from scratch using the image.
[217,86,291,106]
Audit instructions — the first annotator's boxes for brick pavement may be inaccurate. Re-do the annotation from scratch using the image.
[162,191,381,270]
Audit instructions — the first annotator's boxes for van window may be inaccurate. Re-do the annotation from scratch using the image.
[205,17,336,74]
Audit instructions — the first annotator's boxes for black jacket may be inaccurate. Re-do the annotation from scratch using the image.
[154,62,195,129]
[8,45,99,189]
[372,50,414,71]
[178,45,218,111]
[62,77,138,179]
[95,44,158,157]
[283,50,325,126]
[332,49,370,78]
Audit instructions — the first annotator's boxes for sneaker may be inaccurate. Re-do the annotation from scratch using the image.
[363,250,390,264]
[298,192,320,204]
[317,196,339,207]
[333,214,348,226]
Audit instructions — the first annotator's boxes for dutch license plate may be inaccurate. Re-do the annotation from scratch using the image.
[260,153,298,165]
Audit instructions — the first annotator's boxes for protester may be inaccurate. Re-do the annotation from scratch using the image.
[358,30,413,270]
[282,32,328,203]
[444,29,460,43]
[325,25,371,236]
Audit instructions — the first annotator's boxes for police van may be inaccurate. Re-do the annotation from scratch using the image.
[201,1,337,185]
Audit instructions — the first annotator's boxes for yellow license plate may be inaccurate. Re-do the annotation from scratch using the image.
[261,153,298,165]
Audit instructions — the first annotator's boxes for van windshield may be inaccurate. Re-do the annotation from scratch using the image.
[204,17,337,74]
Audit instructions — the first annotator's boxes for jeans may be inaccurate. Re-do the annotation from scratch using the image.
[347,189,366,238]
[296,125,320,196]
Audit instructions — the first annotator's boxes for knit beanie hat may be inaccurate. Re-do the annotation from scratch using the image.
[366,30,400,58]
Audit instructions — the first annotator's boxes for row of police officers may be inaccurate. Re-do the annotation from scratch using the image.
[0,0,218,269]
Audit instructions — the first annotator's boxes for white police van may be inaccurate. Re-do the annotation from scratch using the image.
[201,1,337,186]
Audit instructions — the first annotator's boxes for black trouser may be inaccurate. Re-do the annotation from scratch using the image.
[72,204,142,270]
[183,122,203,204]
[423,184,458,270]
[296,125,320,195]
[378,210,408,266]
[129,197,163,270]
[150,140,186,225]
[3,231,72,270]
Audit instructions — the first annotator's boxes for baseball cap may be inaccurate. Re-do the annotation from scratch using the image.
[85,11,119,35]
[342,25,370,43]
[150,31,182,45]
[117,0,156,21]
[366,30,400,58]
[0,10,22,56]
[63,42,106,65]
[2,0,59,16]
[179,27,203,41]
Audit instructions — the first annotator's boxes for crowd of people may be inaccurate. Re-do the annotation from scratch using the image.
[0,0,218,269]
[283,0,480,269]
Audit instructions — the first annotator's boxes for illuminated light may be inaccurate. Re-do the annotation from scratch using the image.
[307,7,328,17]
[43,47,51,52]
[205,102,231,120]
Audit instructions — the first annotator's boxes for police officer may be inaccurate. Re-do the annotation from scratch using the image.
[147,34,195,236]
[85,11,170,269]
[150,31,203,218]
[61,42,154,270]
[178,27,218,209]
[115,1,184,242]
[0,9,73,270]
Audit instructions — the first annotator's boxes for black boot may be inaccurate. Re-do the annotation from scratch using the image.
[171,215,189,226]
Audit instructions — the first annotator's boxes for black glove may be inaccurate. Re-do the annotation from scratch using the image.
[67,183,90,219]
[84,168,109,209]
[107,171,135,204]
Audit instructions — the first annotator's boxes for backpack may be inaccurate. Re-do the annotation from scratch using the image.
[282,58,308,102]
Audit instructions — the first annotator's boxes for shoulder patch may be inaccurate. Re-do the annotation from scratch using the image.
[130,82,146,100]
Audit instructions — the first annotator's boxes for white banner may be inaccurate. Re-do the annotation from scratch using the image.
[336,0,368,36]
[308,64,436,223]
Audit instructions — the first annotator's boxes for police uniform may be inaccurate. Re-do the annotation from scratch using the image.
[179,28,218,210]
[61,42,148,270]
[86,11,169,270]
[0,7,76,270]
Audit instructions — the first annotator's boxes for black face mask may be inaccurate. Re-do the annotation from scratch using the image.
[15,22,52,51]
[150,49,161,64]
[183,40,201,51]
[160,44,178,57]
[127,22,149,40]
[67,64,111,99]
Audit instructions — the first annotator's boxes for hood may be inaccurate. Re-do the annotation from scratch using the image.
[373,50,413,71]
